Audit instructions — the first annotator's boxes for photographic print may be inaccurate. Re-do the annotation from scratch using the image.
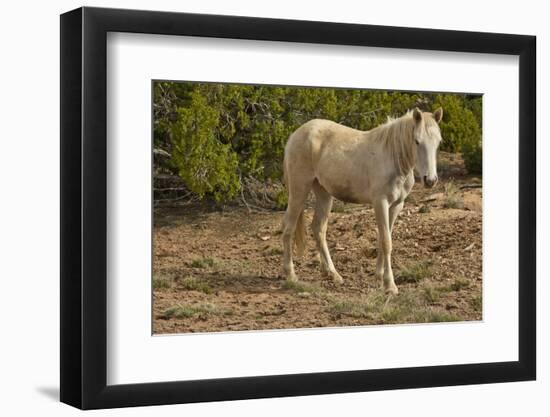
[60,8,535,407]
[152,81,483,334]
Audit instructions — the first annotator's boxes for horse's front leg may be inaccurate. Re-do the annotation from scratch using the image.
[374,199,398,294]
[389,201,404,233]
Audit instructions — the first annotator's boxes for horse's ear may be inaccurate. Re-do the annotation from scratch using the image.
[433,107,443,123]
[413,107,423,124]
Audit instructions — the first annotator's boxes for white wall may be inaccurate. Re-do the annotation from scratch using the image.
[0,0,545,415]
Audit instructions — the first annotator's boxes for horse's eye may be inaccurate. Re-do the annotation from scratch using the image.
[415,140,420,145]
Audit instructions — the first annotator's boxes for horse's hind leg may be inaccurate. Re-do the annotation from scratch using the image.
[312,180,343,283]
[282,179,311,282]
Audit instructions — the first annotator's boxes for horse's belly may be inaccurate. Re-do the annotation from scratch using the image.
[313,143,374,204]
[329,186,367,204]
[317,176,371,204]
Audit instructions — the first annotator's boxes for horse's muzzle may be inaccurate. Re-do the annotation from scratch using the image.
[423,176,438,188]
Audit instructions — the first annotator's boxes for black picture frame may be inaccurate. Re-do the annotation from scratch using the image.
[60,6,536,410]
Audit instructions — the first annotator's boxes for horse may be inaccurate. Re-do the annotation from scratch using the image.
[281,107,443,294]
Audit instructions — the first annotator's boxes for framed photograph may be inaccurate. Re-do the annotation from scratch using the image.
[60,6,536,410]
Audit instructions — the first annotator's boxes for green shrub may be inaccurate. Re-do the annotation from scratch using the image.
[171,91,240,202]
[462,138,482,174]
[275,189,288,210]
[432,95,482,174]
[155,83,483,203]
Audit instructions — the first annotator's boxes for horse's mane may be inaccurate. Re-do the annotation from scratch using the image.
[367,110,420,176]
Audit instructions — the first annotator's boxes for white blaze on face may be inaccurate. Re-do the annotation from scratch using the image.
[412,107,443,188]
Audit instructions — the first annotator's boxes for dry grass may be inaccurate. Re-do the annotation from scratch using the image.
[328,299,373,318]
[418,204,431,214]
[396,261,433,284]
[470,293,483,312]
[443,181,464,209]
[264,247,283,256]
[180,276,212,294]
[152,276,172,290]
[449,277,471,291]
[160,302,232,320]
[190,257,217,268]
[422,284,442,304]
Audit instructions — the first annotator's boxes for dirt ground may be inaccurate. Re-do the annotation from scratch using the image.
[153,153,482,334]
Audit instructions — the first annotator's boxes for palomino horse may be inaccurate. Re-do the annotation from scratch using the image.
[282,107,443,294]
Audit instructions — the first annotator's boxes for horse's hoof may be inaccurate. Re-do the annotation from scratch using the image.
[384,283,399,295]
[286,274,299,283]
[330,271,344,284]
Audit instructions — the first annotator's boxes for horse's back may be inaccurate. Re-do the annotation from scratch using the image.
[289,119,361,141]
[285,119,362,156]
[284,119,364,178]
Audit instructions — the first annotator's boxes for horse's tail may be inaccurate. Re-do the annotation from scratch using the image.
[294,210,306,257]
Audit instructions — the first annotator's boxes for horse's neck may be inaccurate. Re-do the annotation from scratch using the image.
[365,117,415,176]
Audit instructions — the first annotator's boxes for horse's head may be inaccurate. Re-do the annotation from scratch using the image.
[412,107,443,188]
